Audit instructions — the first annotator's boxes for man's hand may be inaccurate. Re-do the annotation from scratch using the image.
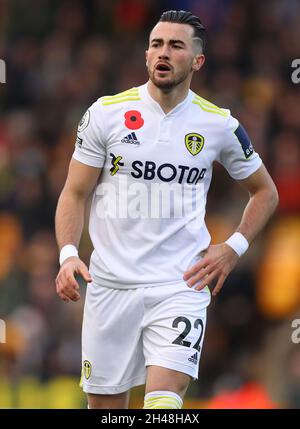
[183,244,239,296]
[56,256,92,302]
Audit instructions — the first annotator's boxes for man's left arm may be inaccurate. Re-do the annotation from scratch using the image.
[183,164,279,295]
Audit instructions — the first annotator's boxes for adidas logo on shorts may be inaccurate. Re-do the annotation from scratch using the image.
[121,132,140,145]
[188,352,198,365]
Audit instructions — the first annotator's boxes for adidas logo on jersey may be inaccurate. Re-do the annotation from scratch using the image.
[121,132,140,145]
[188,352,198,365]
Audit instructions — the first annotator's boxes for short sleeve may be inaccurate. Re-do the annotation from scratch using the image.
[217,114,262,180]
[72,100,106,168]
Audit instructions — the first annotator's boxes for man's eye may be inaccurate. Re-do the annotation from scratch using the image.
[173,45,182,49]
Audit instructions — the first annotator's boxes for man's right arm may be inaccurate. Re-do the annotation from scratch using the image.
[55,158,102,302]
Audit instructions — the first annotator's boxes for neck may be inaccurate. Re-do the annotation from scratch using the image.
[147,79,191,114]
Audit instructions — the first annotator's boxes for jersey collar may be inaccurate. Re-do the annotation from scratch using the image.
[139,82,193,117]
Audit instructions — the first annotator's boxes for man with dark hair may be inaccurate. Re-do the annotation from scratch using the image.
[159,10,207,52]
[55,10,278,409]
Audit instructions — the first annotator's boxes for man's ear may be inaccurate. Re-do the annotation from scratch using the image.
[192,54,205,72]
[145,50,148,67]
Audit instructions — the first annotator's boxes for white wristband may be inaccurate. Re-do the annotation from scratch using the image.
[59,244,79,266]
[225,232,249,257]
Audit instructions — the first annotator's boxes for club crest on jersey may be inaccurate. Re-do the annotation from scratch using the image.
[185,133,204,156]
[83,360,91,379]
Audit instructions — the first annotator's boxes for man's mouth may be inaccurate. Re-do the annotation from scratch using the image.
[155,63,171,73]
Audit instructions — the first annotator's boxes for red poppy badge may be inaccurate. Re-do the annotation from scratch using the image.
[124,110,144,130]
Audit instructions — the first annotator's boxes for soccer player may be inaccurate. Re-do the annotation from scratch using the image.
[55,10,278,409]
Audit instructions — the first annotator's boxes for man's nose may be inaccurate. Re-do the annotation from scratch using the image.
[158,45,170,59]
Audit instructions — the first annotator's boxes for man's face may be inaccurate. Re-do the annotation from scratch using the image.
[146,22,203,90]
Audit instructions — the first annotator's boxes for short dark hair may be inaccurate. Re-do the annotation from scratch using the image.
[158,10,207,53]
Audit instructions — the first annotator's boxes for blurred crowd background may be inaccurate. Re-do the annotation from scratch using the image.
[0,0,299,409]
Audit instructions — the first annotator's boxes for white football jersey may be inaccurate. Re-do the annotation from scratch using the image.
[73,83,262,289]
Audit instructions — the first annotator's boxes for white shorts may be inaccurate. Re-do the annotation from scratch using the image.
[81,281,211,394]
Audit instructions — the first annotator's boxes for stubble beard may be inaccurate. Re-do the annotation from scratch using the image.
[148,67,191,92]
